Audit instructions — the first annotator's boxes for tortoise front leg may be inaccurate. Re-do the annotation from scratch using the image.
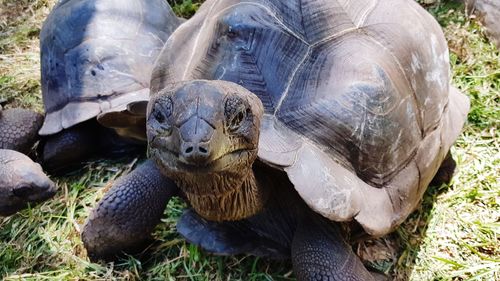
[291,215,376,281]
[82,159,178,261]
[0,108,43,154]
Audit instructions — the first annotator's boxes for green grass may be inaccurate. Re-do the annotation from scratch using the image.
[1,0,499,280]
[169,0,203,18]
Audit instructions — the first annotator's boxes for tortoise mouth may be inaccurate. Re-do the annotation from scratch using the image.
[151,147,256,174]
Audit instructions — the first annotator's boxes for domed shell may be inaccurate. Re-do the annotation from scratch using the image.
[151,0,470,236]
[39,0,182,136]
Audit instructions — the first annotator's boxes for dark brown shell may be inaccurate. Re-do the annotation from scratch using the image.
[39,0,182,136]
[151,0,470,236]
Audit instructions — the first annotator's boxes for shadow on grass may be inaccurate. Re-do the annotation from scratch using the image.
[392,182,453,281]
[354,168,455,281]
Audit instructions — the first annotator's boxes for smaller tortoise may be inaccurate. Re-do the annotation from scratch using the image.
[38,0,182,173]
[83,0,470,280]
[0,105,55,216]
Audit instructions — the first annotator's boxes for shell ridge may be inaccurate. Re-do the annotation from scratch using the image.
[273,47,312,115]
[237,50,274,110]
[182,0,221,80]
[46,90,127,113]
[247,1,308,44]
[355,0,379,27]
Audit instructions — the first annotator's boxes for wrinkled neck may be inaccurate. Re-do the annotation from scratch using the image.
[175,168,266,222]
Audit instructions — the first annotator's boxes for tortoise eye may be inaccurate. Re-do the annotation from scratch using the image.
[152,96,173,123]
[225,96,247,132]
[152,103,166,123]
[153,108,166,123]
[229,109,246,132]
[150,97,173,136]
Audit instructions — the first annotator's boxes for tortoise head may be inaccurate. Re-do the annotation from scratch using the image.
[0,150,56,216]
[147,80,265,221]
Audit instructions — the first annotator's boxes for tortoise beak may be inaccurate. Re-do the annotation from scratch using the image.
[178,116,216,166]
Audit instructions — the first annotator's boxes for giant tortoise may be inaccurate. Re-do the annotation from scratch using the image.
[38,0,182,173]
[83,0,470,280]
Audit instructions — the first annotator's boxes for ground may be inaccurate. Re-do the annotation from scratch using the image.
[0,0,498,280]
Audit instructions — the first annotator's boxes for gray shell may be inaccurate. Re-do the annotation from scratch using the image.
[39,0,182,137]
[151,0,470,236]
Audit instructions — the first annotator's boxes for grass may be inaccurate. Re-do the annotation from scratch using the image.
[0,0,499,280]
[168,0,203,18]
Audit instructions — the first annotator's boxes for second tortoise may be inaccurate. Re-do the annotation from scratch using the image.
[38,0,182,173]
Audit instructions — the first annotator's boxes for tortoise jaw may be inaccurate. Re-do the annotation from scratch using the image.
[150,145,256,174]
[150,144,266,222]
[178,149,255,171]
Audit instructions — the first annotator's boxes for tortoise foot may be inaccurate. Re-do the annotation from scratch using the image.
[292,216,375,281]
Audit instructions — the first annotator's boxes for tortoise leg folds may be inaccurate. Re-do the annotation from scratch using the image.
[82,160,178,261]
[291,216,376,281]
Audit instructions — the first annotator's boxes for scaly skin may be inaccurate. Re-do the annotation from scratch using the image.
[82,160,178,261]
[39,121,100,174]
[292,217,375,281]
[0,108,43,154]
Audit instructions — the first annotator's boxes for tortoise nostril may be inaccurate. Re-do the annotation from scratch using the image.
[185,146,194,154]
[180,142,211,163]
